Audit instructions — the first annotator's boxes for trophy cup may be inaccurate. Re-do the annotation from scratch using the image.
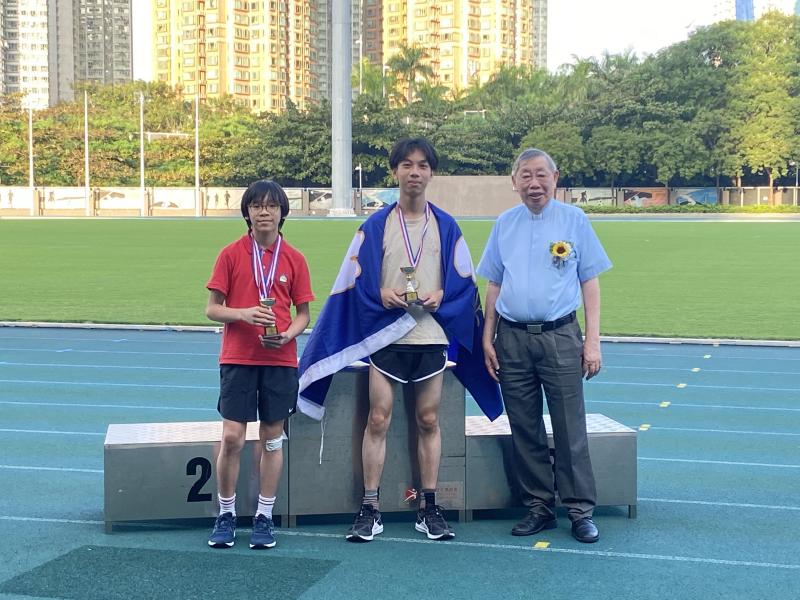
[259,298,278,336]
[400,267,419,303]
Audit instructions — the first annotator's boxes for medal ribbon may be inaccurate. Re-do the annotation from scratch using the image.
[397,203,430,269]
[251,234,282,301]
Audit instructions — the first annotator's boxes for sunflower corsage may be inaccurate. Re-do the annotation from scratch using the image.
[549,240,574,268]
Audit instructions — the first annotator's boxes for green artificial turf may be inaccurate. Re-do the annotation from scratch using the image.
[0,218,797,339]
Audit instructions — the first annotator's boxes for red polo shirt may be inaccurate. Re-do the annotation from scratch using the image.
[206,234,314,367]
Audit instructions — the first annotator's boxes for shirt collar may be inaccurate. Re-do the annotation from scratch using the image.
[244,233,281,255]
[527,198,554,221]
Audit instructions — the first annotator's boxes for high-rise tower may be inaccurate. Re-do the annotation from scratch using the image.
[2,0,49,108]
[47,0,133,105]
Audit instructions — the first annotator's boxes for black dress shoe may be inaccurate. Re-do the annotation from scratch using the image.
[511,512,557,536]
[571,517,599,543]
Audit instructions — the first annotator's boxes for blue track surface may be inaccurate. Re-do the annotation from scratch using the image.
[1,327,799,599]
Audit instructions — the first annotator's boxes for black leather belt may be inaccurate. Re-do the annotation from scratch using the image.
[500,312,575,334]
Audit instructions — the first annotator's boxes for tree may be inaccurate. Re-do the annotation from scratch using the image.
[730,13,800,201]
[432,116,514,176]
[519,122,589,184]
[386,44,435,105]
[586,125,642,189]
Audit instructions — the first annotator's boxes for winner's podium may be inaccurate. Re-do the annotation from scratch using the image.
[103,421,288,532]
[465,413,637,518]
[287,364,467,525]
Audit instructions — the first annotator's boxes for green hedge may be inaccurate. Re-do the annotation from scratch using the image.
[580,204,800,214]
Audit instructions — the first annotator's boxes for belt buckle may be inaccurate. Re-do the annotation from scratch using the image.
[526,323,543,334]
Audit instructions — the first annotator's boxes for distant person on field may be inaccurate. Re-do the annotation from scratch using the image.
[205,180,314,549]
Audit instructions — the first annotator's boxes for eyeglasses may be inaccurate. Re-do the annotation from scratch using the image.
[249,202,281,212]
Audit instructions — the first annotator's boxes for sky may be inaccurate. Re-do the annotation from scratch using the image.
[132,0,717,81]
[547,0,715,71]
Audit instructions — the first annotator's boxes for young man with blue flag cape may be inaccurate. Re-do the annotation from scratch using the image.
[298,138,503,542]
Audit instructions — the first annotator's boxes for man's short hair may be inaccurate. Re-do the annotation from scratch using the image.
[389,138,439,171]
[511,148,558,177]
[240,180,290,230]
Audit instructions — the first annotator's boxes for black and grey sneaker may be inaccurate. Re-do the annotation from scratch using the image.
[208,512,236,548]
[415,504,455,540]
[346,504,383,542]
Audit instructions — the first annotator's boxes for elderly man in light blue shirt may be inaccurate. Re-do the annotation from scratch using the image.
[477,148,612,544]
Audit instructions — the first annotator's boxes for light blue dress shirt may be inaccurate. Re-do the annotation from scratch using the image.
[476,200,612,322]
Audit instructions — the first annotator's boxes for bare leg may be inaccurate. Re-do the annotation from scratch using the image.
[362,366,395,489]
[258,420,285,497]
[414,373,444,490]
[216,419,247,497]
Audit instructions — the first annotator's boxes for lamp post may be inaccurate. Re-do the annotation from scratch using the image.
[382,64,388,98]
[791,161,799,206]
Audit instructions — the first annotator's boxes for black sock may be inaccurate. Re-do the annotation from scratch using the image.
[421,489,436,509]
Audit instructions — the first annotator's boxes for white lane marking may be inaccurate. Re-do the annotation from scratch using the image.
[639,498,800,511]
[0,347,217,357]
[0,400,214,412]
[604,352,800,362]
[649,426,800,437]
[0,515,797,570]
[0,464,102,473]
[276,531,800,570]
[592,381,798,392]
[640,457,800,469]
[0,428,104,436]
[0,361,217,372]
[588,400,800,413]
[605,365,800,376]
[0,378,216,390]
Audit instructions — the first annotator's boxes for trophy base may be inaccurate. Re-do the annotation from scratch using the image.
[264,327,278,336]
[404,292,418,303]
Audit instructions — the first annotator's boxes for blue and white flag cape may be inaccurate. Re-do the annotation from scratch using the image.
[298,202,503,421]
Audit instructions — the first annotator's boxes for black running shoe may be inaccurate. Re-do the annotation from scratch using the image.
[415,504,455,540]
[346,504,383,542]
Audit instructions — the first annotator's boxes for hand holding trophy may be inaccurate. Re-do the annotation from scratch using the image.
[259,297,278,336]
[400,266,419,303]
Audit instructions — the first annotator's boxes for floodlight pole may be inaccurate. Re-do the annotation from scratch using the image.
[28,105,35,216]
[194,94,201,217]
[329,0,354,216]
[84,91,91,217]
[140,92,146,216]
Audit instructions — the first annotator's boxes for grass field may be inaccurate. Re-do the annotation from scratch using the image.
[1,218,798,339]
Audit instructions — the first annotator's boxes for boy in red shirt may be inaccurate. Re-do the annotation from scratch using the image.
[205,180,314,549]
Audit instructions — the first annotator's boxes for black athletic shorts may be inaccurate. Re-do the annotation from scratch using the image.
[369,344,448,383]
[217,364,298,423]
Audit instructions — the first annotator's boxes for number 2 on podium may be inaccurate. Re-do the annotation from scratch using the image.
[186,457,212,502]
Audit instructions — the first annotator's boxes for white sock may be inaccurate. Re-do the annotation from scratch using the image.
[256,495,276,520]
[218,494,236,517]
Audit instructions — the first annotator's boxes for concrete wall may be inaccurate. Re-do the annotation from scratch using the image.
[426,175,519,217]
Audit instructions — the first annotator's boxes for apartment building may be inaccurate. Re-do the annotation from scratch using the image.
[47,0,133,104]
[381,0,547,95]
[0,4,5,96]
[153,0,317,112]
[712,0,799,21]
[1,0,49,109]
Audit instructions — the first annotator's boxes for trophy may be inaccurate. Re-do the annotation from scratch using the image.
[259,298,278,336]
[400,267,419,303]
